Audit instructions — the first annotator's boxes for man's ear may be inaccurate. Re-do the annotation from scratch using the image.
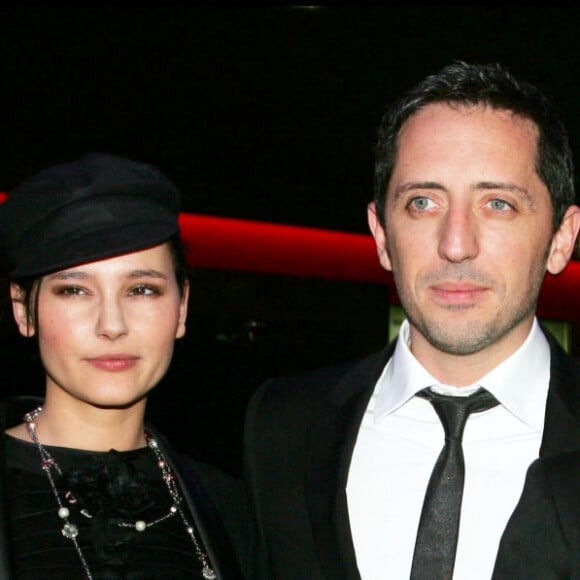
[546,205,580,275]
[10,283,35,337]
[367,202,393,272]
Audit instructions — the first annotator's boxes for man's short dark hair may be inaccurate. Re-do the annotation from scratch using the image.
[374,61,575,231]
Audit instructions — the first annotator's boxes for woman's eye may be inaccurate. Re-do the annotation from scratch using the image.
[56,286,85,296]
[129,285,159,296]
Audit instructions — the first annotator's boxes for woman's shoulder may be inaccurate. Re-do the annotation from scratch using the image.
[0,396,44,431]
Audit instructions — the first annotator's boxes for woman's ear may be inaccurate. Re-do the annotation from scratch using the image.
[175,279,189,339]
[10,283,35,337]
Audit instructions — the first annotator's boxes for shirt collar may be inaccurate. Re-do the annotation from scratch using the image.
[374,318,550,431]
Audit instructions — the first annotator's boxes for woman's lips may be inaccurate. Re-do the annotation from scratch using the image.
[85,355,139,372]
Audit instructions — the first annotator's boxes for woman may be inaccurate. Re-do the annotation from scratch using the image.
[0,153,247,579]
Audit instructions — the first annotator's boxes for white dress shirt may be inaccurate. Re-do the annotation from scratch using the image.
[346,318,550,579]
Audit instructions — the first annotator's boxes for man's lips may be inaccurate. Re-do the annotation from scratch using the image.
[430,282,489,303]
[85,355,139,372]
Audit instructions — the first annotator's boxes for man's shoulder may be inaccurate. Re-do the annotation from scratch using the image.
[247,345,393,418]
[543,323,580,372]
[544,328,580,416]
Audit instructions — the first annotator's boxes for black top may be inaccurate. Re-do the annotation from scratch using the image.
[5,435,211,579]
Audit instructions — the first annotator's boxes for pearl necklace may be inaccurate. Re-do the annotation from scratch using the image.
[24,406,217,580]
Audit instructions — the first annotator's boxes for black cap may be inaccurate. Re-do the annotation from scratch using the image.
[0,153,181,277]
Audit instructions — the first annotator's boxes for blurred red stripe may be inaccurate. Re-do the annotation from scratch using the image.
[0,192,577,319]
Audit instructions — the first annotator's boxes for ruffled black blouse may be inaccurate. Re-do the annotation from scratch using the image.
[5,435,211,579]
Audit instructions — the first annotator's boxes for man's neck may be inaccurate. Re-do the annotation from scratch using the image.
[408,320,535,387]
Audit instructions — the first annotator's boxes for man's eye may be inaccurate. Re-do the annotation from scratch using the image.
[489,199,512,211]
[409,197,433,210]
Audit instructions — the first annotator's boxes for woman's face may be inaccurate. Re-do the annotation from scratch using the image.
[11,242,188,410]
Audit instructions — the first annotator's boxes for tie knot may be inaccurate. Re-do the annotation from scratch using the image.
[418,388,499,440]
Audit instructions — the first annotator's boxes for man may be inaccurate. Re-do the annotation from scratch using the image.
[244,61,580,579]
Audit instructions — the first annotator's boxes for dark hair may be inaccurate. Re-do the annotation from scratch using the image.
[374,61,575,231]
[14,235,189,332]
[166,233,189,295]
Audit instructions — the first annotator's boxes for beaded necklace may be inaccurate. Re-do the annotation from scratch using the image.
[24,406,217,580]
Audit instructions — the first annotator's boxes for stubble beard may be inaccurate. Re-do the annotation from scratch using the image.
[405,297,539,356]
[392,253,550,357]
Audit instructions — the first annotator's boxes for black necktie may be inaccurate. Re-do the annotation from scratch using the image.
[410,388,499,580]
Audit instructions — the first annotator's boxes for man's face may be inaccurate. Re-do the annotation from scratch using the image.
[369,103,577,365]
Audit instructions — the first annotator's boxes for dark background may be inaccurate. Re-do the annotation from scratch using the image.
[4,6,580,232]
[1,6,579,473]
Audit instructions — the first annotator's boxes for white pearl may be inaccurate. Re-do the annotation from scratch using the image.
[58,507,70,519]
[135,520,147,532]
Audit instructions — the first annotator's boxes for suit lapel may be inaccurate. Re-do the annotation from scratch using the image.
[305,345,395,579]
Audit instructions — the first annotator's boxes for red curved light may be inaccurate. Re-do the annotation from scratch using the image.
[1,192,578,319]
[178,212,580,320]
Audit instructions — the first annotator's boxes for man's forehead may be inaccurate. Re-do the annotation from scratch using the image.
[385,102,546,205]
[399,102,539,138]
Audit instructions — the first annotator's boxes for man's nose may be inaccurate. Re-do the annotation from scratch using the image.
[438,207,479,263]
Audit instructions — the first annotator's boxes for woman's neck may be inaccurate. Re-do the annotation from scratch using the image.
[6,393,148,451]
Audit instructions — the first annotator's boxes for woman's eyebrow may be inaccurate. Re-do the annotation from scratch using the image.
[47,270,88,281]
[126,269,168,279]
[46,269,169,281]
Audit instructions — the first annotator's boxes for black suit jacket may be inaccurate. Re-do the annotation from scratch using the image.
[244,331,580,579]
[0,396,249,580]
[492,450,580,579]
